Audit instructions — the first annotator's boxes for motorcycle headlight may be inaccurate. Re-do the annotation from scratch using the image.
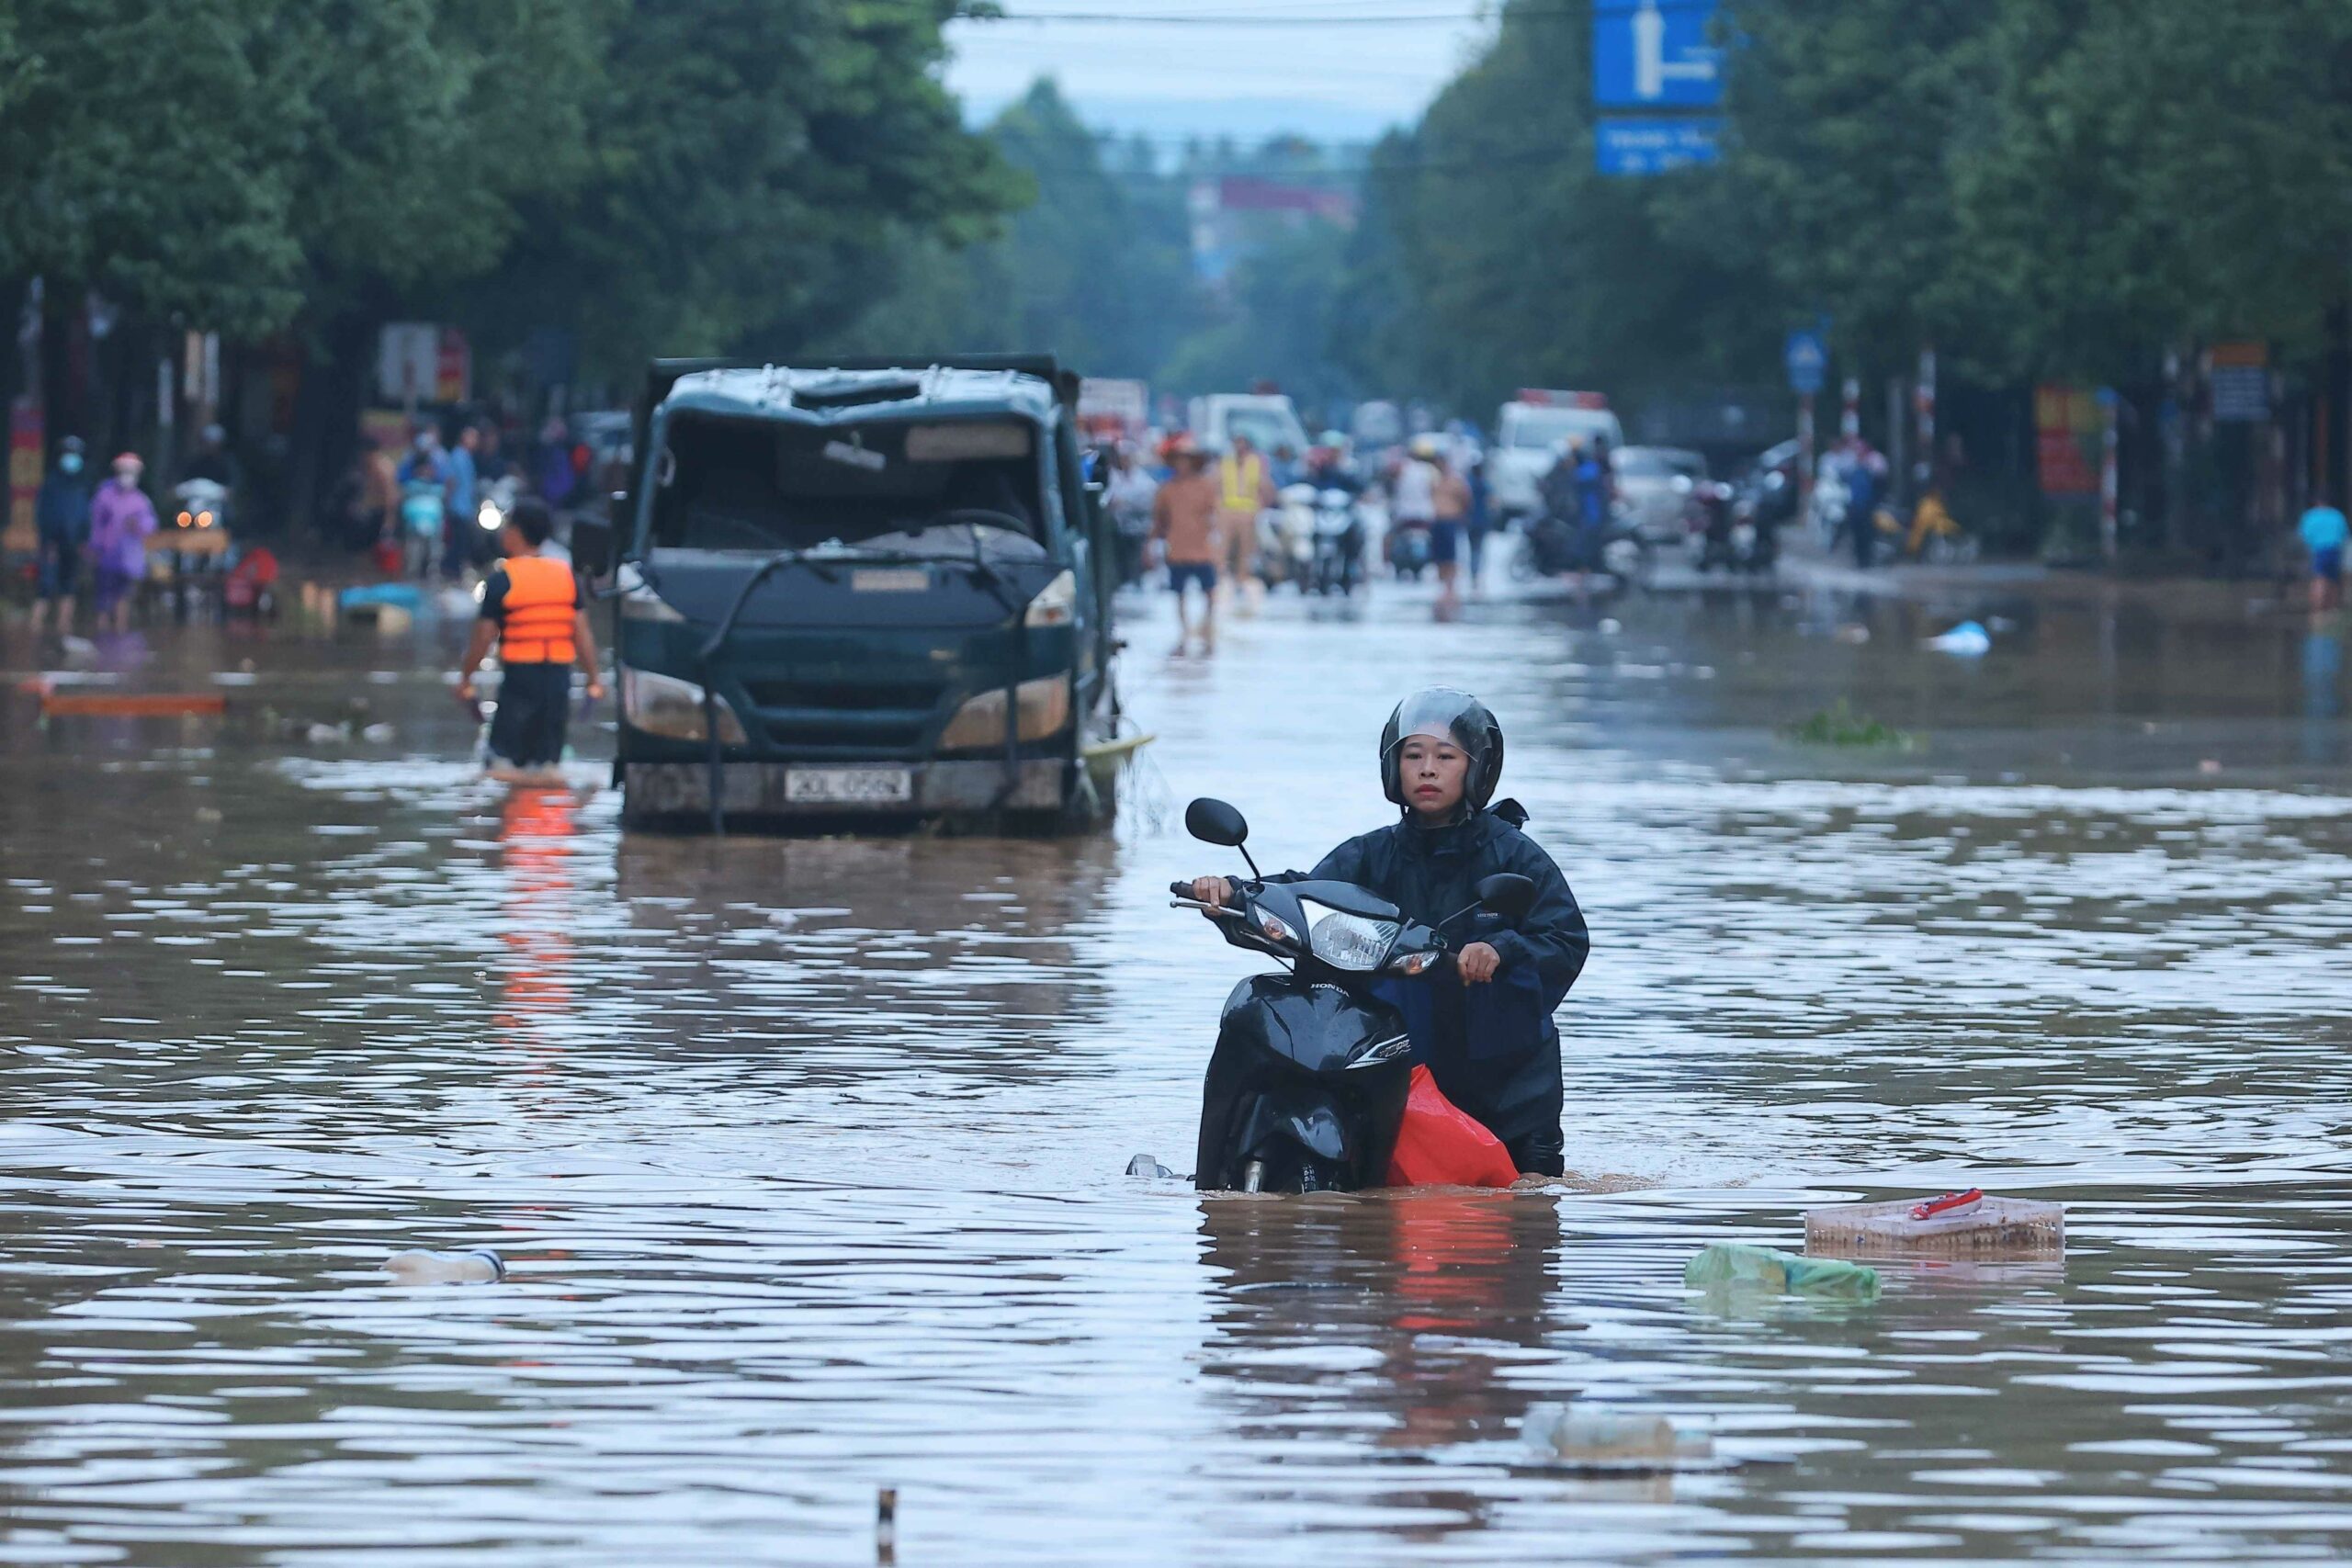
[1023,569,1076,627]
[620,668,746,744]
[937,675,1071,750]
[478,500,503,531]
[1300,900,1398,971]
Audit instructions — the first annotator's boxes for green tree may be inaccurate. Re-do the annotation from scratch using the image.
[822,77,1194,379]
[461,0,1016,378]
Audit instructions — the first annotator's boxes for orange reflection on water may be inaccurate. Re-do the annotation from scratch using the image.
[497,786,579,1029]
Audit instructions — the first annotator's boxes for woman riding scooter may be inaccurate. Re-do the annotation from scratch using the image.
[1187,689,1589,1174]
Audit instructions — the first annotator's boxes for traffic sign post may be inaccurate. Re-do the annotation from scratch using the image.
[1596,118,1720,175]
[1783,331,1826,395]
[1593,0,1722,177]
[1594,0,1723,107]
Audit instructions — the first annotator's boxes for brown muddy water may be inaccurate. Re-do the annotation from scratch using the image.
[2,574,2349,1564]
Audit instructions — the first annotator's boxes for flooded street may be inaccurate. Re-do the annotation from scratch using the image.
[5,576,2352,1564]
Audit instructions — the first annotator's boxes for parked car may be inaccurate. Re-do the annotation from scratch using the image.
[1610,446,1710,547]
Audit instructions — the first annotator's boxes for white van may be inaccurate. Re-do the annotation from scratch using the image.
[1489,392,1624,522]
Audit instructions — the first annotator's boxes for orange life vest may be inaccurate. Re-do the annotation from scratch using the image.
[497,554,578,664]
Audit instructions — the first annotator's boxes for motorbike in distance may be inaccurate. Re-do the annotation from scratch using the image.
[1257,483,1317,590]
[1309,487,1365,595]
[1173,796,1536,1193]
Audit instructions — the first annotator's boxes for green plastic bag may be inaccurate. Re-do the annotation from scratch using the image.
[1683,1242,1881,1301]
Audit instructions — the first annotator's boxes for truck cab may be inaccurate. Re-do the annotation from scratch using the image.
[576,356,1122,832]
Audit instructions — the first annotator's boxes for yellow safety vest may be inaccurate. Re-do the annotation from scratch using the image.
[1218,454,1265,512]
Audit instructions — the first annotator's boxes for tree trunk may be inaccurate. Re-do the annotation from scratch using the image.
[286,308,376,545]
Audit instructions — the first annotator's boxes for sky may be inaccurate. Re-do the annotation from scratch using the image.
[944,2,1504,147]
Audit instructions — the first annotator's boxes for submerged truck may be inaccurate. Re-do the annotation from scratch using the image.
[571,356,1125,832]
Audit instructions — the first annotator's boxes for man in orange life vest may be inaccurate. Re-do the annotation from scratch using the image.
[457,499,605,774]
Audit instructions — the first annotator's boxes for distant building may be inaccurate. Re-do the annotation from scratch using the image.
[1187,175,1357,288]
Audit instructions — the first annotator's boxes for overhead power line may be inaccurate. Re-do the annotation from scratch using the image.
[966,6,1546,25]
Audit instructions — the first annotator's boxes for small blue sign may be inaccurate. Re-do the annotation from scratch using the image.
[1596,118,1721,176]
[1783,330,1826,394]
[1594,0,1723,109]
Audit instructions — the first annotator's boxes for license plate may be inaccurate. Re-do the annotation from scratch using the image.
[786,766,912,805]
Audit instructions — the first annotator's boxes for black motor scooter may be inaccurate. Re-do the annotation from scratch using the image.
[1173,796,1535,1193]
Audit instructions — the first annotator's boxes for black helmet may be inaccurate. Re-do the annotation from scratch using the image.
[1380,687,1505,815]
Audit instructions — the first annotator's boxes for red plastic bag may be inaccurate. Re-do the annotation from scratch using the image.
[1384,1065,1520,1188]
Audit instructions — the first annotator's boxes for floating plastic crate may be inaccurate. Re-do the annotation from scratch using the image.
[1804,1195,2064,1258]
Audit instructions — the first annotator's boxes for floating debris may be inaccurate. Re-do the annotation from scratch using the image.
[384,1248,506,1285]
[1925,619,1992,656]
[1805,1194,2064,1258]
[1785,699,1914,750]
[1521,1403,1718,1474]
[1684,1242,1881,1300]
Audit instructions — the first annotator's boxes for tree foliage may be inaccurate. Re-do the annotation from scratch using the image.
[0,0,1008,373]
[1352,0,2352,410]
[821,79,1196,380]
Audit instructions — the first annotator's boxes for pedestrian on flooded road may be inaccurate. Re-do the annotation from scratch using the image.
[1214,432,1273,611]
[442,423,481,580]
[87,452,157,634]
[2299,491,2346,613]
[1105,443,1158,588]
[31,435,92,634]
[1186,688,1589,1176]
[458,499,605,781]
[1431,446,1472,616]
[1150,436,1220,657]
[1464,446,1492,593]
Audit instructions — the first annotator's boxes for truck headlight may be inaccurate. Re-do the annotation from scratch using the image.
[620,669,745,743]
[937,675,1071,750]
[1023,569,1075,626]
[618,563,686,623]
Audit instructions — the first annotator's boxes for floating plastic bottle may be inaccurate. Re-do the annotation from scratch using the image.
[1521,1403,1713,1471]
[384,1247,506,1285]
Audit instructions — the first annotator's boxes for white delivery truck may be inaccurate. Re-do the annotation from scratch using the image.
[1187,392,1310,457]
[1488,389,1624,524]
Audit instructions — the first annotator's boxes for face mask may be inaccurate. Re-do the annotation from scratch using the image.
[59,453,82,475]
[116,471,140,487]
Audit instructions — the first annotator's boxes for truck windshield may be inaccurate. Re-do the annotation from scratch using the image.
[1506,409,1611,448]
[649,412,1046,555]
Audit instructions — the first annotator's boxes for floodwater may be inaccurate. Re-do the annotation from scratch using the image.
[3,567,2350,1564]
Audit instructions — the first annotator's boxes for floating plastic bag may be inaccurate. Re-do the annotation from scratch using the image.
[1924,619,1991,656]
[1683,1242,1880,1300]
[1384,1065,1520,1189]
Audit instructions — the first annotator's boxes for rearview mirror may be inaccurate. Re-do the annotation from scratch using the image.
[1476,873,1536,921]
[1185,797,1249,847]
[568,515,616,579]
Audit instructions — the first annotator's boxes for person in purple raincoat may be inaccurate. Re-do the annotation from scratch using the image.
[87,453,158,632]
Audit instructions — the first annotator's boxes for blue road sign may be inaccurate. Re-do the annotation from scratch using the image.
[1594,0,1723,109]
[1596,118,1721,176]
[1784,330,1826,395]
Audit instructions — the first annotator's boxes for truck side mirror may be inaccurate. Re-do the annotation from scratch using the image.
[569,516,616,578]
